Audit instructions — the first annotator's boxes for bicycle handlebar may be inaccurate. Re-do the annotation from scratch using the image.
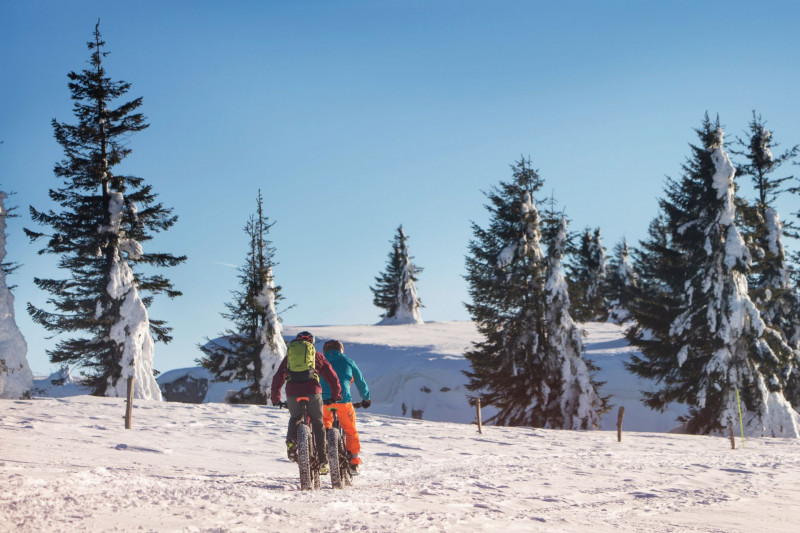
[273,400,365,409]
[328,401,364,409]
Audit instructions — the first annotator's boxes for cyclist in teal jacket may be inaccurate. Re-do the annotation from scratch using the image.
[320,340,370,474]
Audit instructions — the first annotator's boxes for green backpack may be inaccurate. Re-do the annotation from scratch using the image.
[287,340,318,382]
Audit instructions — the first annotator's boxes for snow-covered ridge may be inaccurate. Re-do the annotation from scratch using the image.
[149,322,685,432]
[33,321,687,432]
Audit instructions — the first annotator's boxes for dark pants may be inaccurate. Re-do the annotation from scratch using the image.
[286,394,327,463]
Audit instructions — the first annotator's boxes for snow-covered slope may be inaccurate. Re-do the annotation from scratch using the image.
[154,321,687,432]
[1,394,798,532]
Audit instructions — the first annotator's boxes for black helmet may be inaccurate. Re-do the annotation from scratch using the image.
[295,331,314,343]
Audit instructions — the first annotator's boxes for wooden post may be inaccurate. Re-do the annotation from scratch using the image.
[617,406,625,442]
[125,376,134,429]
[729,425,736,450]
[476,398,483,434]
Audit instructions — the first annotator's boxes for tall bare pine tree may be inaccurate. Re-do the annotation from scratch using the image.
[26,24,185,397]
[197,191,286,404]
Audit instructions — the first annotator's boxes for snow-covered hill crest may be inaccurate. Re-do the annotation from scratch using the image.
[151,321,688,432]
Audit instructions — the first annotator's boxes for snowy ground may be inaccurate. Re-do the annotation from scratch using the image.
[4,321,798,532]
[2,394,799,532]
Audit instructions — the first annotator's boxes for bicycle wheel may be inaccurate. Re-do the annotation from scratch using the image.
[311,429,321,490]
[312,456,321,490]
[327,428,343,488]
[296,424,313,490]
[340,431,354,487]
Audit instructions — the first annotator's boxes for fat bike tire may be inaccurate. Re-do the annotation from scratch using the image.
[297,424,313,490]
[340,436,354,487]
[327,429,344,488]
[311,430,321,490]
[312,458,321,490]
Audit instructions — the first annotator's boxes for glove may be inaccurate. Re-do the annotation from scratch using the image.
[323,398,335,406]
[360,399,371,409]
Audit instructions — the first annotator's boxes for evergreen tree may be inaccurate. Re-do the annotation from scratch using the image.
[733,112,799,239]
[567,227,608,322]
[626,115,800,436]
[605,238,637,324]
[1,140,19,283]
[542,217,610,428]
[763,206,800,410]
[464,158,607,428]
[371,225,423,325]
[0,191,20,281]
[25,24,185,398]
[625,215,687,380]
[197,191,286,404]
[538,191,572,246]
[732,113,800,408]
[0,190,33,399]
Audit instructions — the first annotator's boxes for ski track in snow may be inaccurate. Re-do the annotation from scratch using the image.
[2,395,799,532]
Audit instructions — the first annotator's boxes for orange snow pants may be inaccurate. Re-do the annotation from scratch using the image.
[323,402,361,464]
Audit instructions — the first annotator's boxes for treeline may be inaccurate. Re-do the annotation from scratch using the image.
[464,114,800,437]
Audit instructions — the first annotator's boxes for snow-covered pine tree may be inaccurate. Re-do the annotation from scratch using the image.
[542,217,609,429]
[732,113,800,408]
[0,190,33,399]
[567,227,608,322]
[605,238,637,324]
[197,191,286,404]
[464,158,548,425]
[103,192,162,399]
[764,206,800,410]
[733,112,800,241]
[25,25,185,399]
[464,158,608,428]
[626,115,800,436]
[0,191,20,283]
[371,225,423,325]
[538,192,574,252]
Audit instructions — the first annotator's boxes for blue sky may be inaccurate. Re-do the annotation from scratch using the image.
[2,1,800,374]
